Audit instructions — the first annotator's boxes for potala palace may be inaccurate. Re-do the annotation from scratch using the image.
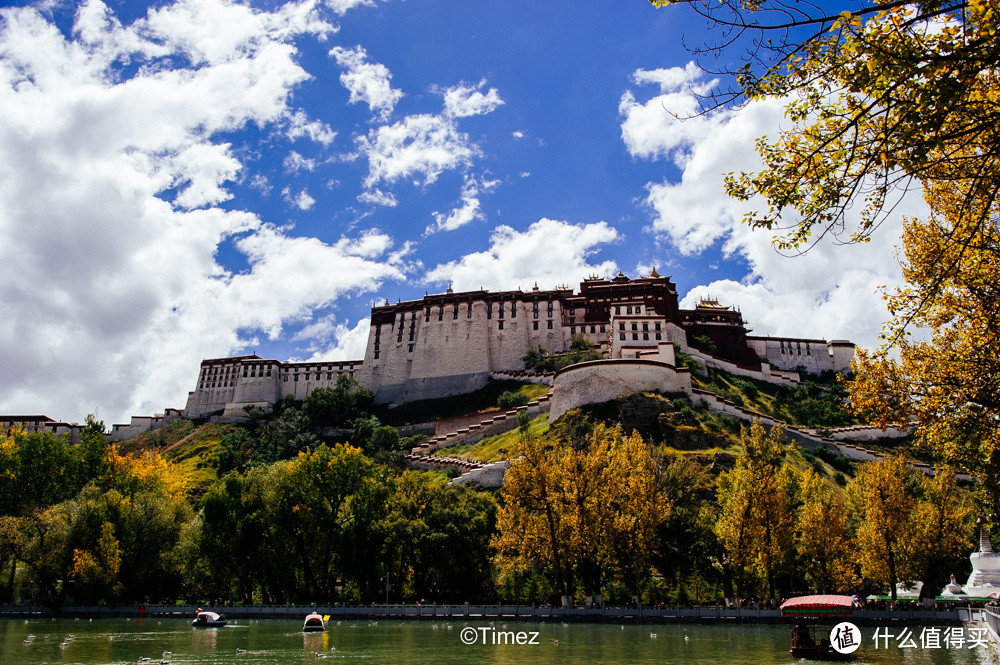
[181,270,855,421]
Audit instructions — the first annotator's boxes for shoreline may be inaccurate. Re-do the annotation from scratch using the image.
[0,603,977,626]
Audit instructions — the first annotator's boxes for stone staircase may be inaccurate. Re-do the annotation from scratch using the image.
[410,390,553,455]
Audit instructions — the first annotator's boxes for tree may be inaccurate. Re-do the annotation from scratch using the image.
[648,0,1000,519]
[849,183,1000,512]
[796,469,857,594]
[493,424,669,605]
[649,1,997,259]
[715,420,796,601]
[903,469,974,602]
[847,456,916,601]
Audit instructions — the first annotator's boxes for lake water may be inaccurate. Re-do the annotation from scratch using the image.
[0,617,989,664]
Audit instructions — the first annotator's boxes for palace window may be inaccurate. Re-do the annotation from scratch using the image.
[487,305,492,319]
[643,333,649,340]
[631,323,638,331]
[498,321,504,330]
[655,322,661,331]
[570,327,575,334]
[374,351,379,359]
[636,305,642,314]
[511,302,516,317]
[467,302,473,318]
[438,305,444,321]
[626,306,632,314]
[409,331,415,341]
[533,321,538,330]
[590,326,596,333]
[655,333,662,340]
[408,344,414,353]
[453,304,459,319]
[642,323,648,331]
[615,306,621,315]
[600,325,606,333]
[633,333,639,341]
[620,333,625,341]
[547,321,553,329]
[619,323,625,331]
[425,308,430,322]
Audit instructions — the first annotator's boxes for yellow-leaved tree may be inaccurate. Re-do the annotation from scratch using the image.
[715,420,796,601]
[493,423,669,606]
[647,0,1000,515]
[796,469,858,594]
[847,456,916,601]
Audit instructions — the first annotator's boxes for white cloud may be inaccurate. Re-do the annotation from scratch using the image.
[425,174,500,234]
[357,188,397,207]
[324,0,375,16]
[426,218,619,292]
[441,79,504,118]
[0,0,406,424]
[512,130,525,139]
[621,63,928,349]
[286,110,336,145]
[329,45,403,120]
[296,316,371,361]
[284,150,316,173]
[282,186,316,209]
[357,113,481,187]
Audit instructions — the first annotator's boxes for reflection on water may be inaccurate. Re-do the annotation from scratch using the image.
[0,618,988,664]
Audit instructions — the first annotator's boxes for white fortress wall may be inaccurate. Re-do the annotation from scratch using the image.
[548,359,694,421]
[746,336,856,374]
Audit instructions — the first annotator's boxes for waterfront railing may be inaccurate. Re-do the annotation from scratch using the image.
[0,603,976,624]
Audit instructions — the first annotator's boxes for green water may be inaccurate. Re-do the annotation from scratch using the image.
[0,618,988,664]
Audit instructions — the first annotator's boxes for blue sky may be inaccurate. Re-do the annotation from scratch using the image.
[0,0,926,424]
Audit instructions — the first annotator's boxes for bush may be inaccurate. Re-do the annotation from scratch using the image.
[497,391,530,409]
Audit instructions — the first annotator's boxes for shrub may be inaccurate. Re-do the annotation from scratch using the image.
[497,391,530,409]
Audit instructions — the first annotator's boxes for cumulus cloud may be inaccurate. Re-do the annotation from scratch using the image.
[282,186,316,209]
[0,0,403,424]
[296,316,371,361]
[620,63,928,348]
[441,79,504,118]
[286,110,336,145]
[357,113,481,188]
[426,218,620,292]
[329,45,404,120]
[284,150,316,173]
[425,174,501,234]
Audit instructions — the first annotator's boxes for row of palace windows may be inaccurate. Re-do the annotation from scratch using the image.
[282,372,351,382]
[614,305,644,315]
[780,341,811,355]
[618,322,662,332]
[569,325,607,334]
[619,332,663,342]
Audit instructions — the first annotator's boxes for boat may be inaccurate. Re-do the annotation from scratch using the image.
[779,595,857,660]
[302,613,327,632]
[191,610,228,628]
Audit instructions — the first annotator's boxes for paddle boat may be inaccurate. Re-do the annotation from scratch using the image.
[779,595,857,660]
[192,610,228,628]
[303,613,327,632]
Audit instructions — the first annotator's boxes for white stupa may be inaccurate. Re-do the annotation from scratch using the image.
[941,515,1000,598]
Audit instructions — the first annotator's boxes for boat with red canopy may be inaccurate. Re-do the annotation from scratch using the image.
[779,595,857,660]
